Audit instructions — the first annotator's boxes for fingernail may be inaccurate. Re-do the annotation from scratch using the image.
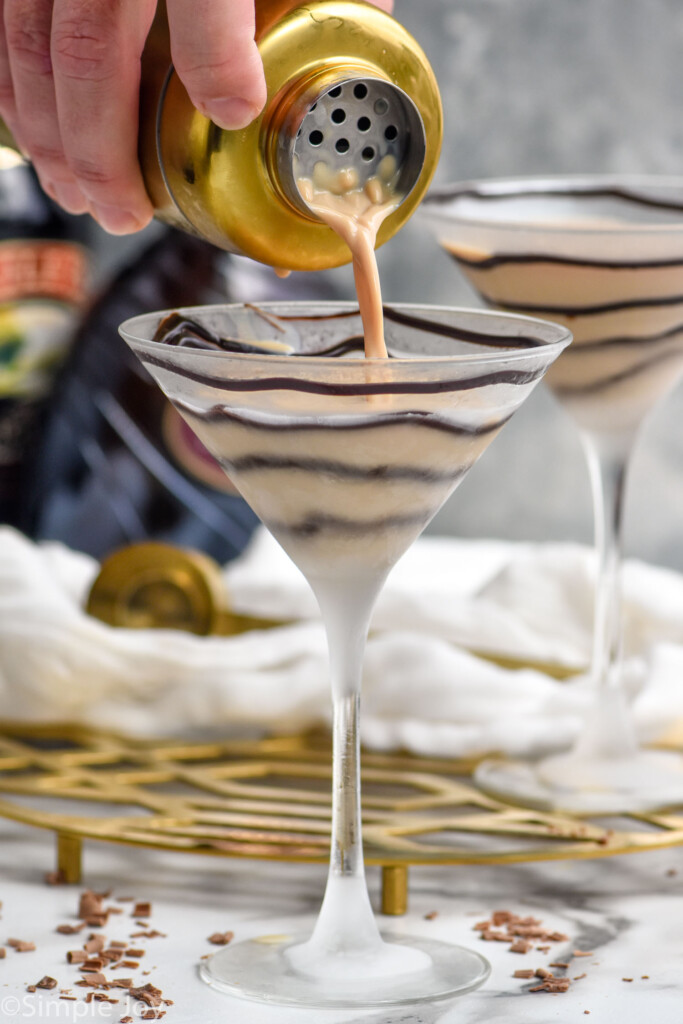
[208,97,261,130]
[90,204,144,235]
[52,182,89,215]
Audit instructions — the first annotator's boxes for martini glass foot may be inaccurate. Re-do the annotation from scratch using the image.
[199,926,491,1008]
[476,749,683,815]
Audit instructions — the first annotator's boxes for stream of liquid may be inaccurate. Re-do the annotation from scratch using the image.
[297,159,399,359]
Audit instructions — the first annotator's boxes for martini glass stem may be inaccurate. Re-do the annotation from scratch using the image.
[306,580,384,957]
[576,432,638,760]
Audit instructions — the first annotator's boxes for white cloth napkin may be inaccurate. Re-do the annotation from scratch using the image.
[1,525,683,758]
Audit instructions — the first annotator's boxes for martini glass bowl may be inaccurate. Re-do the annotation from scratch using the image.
[421,175,683,814]
[120,301,569,1008]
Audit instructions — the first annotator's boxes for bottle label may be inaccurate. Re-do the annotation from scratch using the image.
[0,240,88,465]
[0,239,88,305]
[162,403,238,494]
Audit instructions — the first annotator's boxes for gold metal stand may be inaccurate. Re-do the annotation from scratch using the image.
[1,722,682,915]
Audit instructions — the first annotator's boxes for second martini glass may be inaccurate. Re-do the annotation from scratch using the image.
[120,301,568,1008]
[421,175,683,814]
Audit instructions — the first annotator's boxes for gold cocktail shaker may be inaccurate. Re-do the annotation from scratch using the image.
[1,1,442,271]
[142,0,442,269]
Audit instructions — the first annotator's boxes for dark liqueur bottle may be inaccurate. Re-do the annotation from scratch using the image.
[26,226,341,562]
[0,151,89,528]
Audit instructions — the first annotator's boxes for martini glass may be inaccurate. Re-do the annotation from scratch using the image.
[120,301,568,1008]
[421,175,683,814]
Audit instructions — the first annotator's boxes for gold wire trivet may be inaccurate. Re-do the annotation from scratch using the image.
[0,722,682,915]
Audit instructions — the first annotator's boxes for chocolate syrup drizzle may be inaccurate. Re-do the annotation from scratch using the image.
[267,510,437,539]
[146,310,549,397]
[176,402,512,441]
[427,182,683,216]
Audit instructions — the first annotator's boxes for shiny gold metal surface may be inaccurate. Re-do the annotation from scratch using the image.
[154,0,442,269]
[86,542,287,636]
[86,542,229,635]
[0,723,681,915]
[0,2,442,268]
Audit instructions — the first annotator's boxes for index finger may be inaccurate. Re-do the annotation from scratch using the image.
[167,0,266,131]
[51,0,156,233]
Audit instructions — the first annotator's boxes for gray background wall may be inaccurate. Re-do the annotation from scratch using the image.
[95,0,683,570]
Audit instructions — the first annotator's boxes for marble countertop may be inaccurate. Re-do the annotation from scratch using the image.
[0,817,680,1023]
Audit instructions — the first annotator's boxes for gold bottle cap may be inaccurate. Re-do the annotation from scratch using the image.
[86,542,228,636]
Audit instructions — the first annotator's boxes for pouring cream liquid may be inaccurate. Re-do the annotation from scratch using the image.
[297,156,400,359]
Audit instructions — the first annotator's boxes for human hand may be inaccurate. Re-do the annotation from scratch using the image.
[0,0,394,234]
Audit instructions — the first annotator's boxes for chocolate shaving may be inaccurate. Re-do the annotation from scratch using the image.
[472,910,570,951]
[530,977,571,993]
[78,892,103,919]
[510,940,532,954]
[85,935,107,954]
[45,870,68,886]
[208,932,234,946]
[573,949,595,957]
[424,911,439,921]
[513,969,535,979]
[85,914,109,927]
[0,948,5,959]
[129,983,163,1007]
[56,923,85,935]
[79,972,107,987]
[8,938,36,952]
[130,930,166,939]
[82,957,105,970]
[597,830,614,846]
[67,950,87,964]
[125,948,144,958]
[102,949,124,962]
[132,902,152,918]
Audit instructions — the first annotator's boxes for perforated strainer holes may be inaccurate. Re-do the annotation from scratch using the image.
[353,83,368,100]
[374,97,389,115]
[331,108,346,124]
[335,138,350,154]
[328,86,342,98]
[309,130,324,146]
[384,124,398,141]
[362,147,375,161]
[358,116,371,132]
